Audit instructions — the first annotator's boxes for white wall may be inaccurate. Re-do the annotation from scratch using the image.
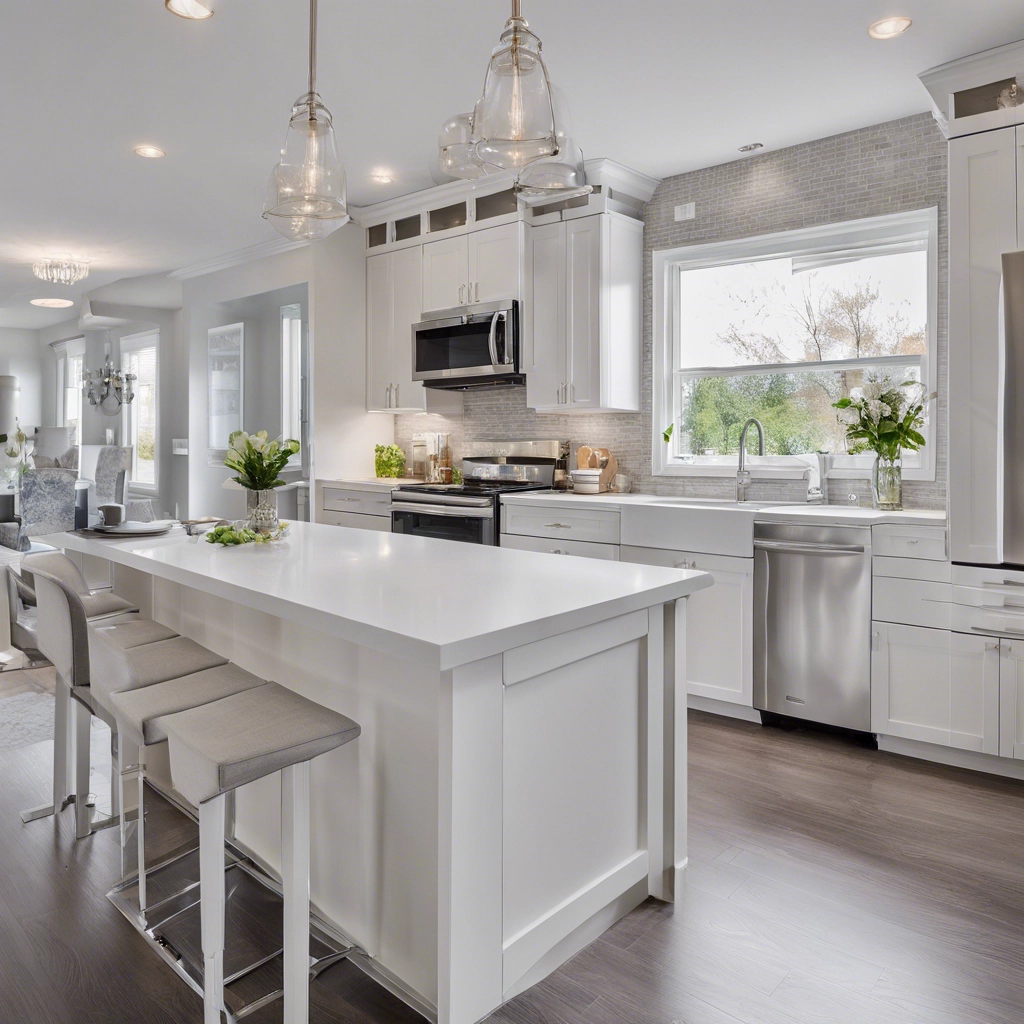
[0,327,43,430]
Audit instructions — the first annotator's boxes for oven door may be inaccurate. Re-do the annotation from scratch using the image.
[412,301,517,383]
[391,502,496,545]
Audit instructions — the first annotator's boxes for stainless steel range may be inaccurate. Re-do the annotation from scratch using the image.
[390,440,569,545]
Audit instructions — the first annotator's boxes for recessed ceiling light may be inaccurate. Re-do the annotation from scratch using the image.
[868,16,912,39]
[134,145,166,159]
[30,298,74,308]
[370,170,394,184]
[738,142,764,153]
[165,0,213,19]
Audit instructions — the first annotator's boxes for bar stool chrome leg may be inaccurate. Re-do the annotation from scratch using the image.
[73,696,119,840]
[199,794,226,1024]
[282,761,311,1024]
[20,673,75,823]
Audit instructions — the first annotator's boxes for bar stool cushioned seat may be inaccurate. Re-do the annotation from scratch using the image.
[90,617,179,650]
[109,664,266,747]
[90,634,229,707]
[163,681,360,807]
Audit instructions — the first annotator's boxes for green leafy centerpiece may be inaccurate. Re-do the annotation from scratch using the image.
[833,378,925,510]
[217,430,299,540]
[374,444,406,478]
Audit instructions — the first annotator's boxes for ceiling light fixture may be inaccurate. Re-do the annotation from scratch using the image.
[134,145,165,158]
[263,0,349,241]
[867,16,912,39]
[165,0,213,19]
[30,298,74,308]
[370,170,394,184]
[437,1,590,201]
[32,257,90,286]
[738,142,764,152]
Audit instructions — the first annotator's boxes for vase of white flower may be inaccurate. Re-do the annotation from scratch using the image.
[833,377,926,512]
[223,430,300,534]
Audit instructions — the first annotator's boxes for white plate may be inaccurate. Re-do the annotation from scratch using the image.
[92,520,177,537]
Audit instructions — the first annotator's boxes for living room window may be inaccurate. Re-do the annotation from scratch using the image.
[120,330,158,492]
[651,209,938,480]
[55,338,85,443]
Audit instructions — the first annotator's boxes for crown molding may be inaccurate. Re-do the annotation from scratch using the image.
[168,237,310,280]
[583,159,660,203]
[347,172,519,226]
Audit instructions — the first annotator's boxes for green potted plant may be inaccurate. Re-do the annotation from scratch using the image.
[224,430,300,532]
[833,378,925,510]
[374,444,406,479]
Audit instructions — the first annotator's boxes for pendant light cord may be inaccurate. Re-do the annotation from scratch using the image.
[308,0,317,122]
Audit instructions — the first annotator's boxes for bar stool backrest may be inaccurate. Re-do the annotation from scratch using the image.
[21,551,91,598]
[33,568,90,689]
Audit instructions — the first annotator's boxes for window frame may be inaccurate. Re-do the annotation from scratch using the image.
[119,329,159,496]
[53,337,85,436]
[651,208,939,481]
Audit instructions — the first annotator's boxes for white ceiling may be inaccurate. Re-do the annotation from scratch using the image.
[1,0,1022,329]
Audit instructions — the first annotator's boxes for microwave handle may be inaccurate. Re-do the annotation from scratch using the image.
[487,311,501,366]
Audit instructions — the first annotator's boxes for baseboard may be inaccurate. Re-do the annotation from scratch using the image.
[877,735,1024,781]
[688,694,761,723]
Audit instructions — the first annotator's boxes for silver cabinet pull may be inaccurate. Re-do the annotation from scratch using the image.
[544,523,572,529]
[459,283,465,305]
[971,625,1024,636]
[385,384,392,408]
[475,281,480,302]
[394,383,399,407]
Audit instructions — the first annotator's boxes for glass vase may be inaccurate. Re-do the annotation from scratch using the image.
[245,488,279,533]
[872,453,902,511]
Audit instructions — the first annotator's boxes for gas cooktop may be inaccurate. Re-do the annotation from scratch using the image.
[395,480,550,498]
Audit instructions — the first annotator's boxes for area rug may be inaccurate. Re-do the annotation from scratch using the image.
[0,691,56,751]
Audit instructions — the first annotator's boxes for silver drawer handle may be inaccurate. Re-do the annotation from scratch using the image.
[545,523,572,529]
[971,625,1024,636]
[983,579,1024,588]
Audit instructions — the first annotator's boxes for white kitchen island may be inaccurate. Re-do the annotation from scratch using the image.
[55,521,710,1024]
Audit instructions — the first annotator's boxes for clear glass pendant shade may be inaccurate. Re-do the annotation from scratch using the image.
[263,92,349,239]
[473,10,557,172]
[437,112,490,181]
[514,138,591,201]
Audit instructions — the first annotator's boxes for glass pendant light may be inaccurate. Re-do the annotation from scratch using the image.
[32,257,91,286]
[514,86,592,201]
[437,112,489,181]
[263,0,349,240]
[473,0,558,173]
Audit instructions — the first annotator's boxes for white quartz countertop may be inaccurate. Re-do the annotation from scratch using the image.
[500,491,946,526]
[54,521,710,670]
[318,478,412,492]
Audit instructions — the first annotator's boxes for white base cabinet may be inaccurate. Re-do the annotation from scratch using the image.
[999,639,1024,760]
[621,545,752,709]
[870,623,1000,754]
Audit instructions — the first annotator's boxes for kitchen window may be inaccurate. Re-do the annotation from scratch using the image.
[652,209,938,480]
[280,302,308,471]
[120,330,158,492]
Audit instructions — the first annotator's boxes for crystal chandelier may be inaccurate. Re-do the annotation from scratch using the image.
[84,346,135,418]
[263,0,349,240]
[32,257,90,287]
[436,0,591,201]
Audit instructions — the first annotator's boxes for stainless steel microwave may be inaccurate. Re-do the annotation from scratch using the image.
[412,299,523,390]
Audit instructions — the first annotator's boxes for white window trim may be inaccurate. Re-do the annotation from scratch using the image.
[651,208,940,481]
[120,329,159,496]
[51,337,85,429]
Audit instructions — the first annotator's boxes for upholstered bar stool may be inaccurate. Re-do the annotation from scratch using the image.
[20,550,139,620]
[161,684,360,1024]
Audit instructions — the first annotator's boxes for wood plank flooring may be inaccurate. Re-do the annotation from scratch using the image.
[1,673,1022,1024]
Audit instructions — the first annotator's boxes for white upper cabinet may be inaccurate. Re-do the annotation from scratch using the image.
[524,212,642,413]
[422,236,468,313]
[469,222,521,304]
[948,126,1018,564]
[422,223,522,312]
[366,247,459,413]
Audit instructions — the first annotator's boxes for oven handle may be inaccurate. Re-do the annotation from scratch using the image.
[391,502,494,519]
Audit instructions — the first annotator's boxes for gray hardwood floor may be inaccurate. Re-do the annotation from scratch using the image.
[1,670,1022,1024]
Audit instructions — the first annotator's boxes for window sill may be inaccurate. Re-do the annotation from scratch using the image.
[654,462,934,483]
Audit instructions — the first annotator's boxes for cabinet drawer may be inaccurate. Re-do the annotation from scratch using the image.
[872,525,947,560]
[873,575,951,629]
[321,487,392,517]
[319,509,392,531]
[502,503,620,544]
[501,533,618,560]
[873,555,951,582]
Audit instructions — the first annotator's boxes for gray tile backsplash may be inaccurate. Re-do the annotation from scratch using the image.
[396,113,948,510]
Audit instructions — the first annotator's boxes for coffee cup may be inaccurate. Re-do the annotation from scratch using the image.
[99,503,126,527]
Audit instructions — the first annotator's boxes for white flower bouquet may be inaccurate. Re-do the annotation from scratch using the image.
[223,430,300,491]
[832,378,926,462]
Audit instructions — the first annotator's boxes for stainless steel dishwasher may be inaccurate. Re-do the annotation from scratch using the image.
[753,520,872,731]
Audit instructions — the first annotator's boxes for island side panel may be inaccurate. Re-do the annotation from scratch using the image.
[148,576,443,1013]
[666,597,688,900]
[437,655,504,1024]
[499,610,651,1000]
